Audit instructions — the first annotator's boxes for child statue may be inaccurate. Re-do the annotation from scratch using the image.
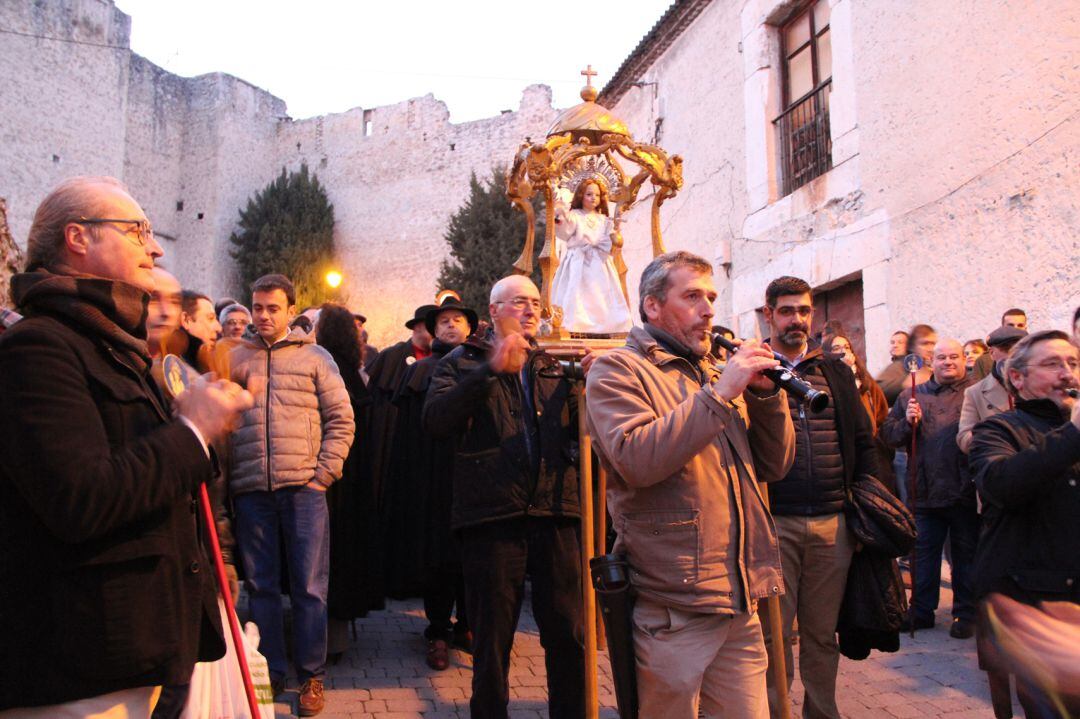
[550,178,633,335]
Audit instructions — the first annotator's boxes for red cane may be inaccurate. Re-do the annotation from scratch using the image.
[197,483,261,717]
[907,368,919,638]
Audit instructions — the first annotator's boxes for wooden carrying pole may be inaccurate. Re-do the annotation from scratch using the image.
[759,483,792,717]
[577,391,600,719]
[595,464,608,650]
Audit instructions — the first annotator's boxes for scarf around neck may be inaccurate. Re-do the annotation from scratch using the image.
[12,270,152,367]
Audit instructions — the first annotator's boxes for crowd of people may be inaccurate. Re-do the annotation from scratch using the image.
[0,176,1078,719]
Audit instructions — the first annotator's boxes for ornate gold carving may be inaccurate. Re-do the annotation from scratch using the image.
[506,66,684,339]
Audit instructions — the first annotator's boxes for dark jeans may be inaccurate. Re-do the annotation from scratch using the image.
[460,516,585,719]
[235,486,330,682]
[424,570,468,641]
[913,505,978,623]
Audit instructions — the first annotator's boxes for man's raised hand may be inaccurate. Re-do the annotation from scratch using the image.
[712,339,781,401]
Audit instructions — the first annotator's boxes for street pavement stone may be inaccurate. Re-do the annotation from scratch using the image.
[268,584,1011,718]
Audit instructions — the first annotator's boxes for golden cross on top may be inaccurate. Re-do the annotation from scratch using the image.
[581,64,598,88]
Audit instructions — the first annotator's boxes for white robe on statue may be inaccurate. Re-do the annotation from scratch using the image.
[550,208,633,334]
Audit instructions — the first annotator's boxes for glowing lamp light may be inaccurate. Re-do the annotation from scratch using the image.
[325,270,343,289]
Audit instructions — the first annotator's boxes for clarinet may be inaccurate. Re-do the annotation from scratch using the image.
[712,333,830,414]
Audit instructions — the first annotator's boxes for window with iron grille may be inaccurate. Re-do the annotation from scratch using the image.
[775,0,833,196]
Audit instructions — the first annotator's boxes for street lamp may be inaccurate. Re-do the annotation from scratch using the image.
[325,270,343,289]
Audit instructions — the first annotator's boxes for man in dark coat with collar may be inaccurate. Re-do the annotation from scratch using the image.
[969,329,1080,716]
[423,275,584,719]
[759,276,879,719]
[882,337,976,637]
[383,296,478,670]
[0,177,251,714]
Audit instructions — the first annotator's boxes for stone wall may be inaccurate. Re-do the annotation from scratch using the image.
[0,1,557,347]
[608,0,1079,373]
[3,0,1076,353]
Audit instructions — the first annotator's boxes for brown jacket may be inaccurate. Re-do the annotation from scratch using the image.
[586,327,796,613]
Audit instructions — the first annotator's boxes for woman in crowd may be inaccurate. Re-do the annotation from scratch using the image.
[316,303,383,658]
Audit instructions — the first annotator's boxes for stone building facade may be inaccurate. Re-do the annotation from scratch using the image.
[2,0,1077,360]
[601,0,1078,372]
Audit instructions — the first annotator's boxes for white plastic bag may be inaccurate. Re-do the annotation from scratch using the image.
[182,599,275,719]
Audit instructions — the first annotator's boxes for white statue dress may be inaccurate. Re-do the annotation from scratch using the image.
[549,208,633,334]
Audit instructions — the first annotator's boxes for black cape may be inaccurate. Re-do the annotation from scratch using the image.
[326,366,384,619]
[382,340,461,598]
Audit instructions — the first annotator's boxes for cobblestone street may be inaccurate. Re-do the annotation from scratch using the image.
[270,582,1011,718]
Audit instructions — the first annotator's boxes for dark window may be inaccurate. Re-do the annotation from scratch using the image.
[775,0,832,196]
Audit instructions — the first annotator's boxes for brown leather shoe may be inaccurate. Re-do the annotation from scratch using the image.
[298,678,325,716]
[426,638,450,670]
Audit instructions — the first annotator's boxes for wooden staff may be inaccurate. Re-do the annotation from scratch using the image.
[577,390,600,719]
[595,464,608,651]
[759,483,791,717]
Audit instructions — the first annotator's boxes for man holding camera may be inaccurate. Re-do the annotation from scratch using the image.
[423,275,584,719]
[586,251,795,718]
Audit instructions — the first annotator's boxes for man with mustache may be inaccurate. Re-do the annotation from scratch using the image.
[760,276,880,719]
[882,338,977,638]
[587,252,795,718]
[969,330,1080,717]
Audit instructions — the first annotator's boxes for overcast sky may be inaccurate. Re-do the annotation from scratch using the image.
[113,1,673,122]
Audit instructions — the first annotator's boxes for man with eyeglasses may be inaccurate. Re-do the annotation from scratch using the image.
[969,330,1080,717]
[882,338,977,639]
[759,276,880,719]
[423,275,585,719]
[218,302,253,340]
[0,176,252,715]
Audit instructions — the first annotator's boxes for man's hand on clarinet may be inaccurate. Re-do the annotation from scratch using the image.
[712,339,781,402]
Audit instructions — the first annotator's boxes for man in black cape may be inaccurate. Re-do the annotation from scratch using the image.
[383,297,478,670]
[363,304,436,506]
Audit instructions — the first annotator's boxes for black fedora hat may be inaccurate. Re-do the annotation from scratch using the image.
[425,297,479,336]
[405,304,437,330]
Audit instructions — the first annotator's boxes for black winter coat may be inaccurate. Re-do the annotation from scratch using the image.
[836,477,916,660]
[881,377,974,509]
[768,345,880,516]
[423,335,580,530]
[0,312,224,707]
[969,398,1080,603]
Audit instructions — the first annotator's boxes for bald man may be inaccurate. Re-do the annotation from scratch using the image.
[423,276,585,719]
[147,267,182,356]
[882,339,978,638]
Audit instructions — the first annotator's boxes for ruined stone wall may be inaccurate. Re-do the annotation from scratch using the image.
[0,1,558,347]
[274,86,557,345]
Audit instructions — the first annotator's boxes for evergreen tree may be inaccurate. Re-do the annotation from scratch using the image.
[229,164,336,309]
[437,167,544,317]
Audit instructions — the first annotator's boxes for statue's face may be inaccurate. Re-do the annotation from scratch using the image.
[582,182,601,211]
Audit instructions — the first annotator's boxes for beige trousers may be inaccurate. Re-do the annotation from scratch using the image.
[763,513,854,719]
[633,598,769,718]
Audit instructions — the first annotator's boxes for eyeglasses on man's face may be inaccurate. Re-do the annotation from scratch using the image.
[496,296,542,312]
[77,218,154,248]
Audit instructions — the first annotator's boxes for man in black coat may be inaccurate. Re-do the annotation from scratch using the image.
[760,276,879,719]
[0,177,251,714]
[423,275,584,719]
[383,296,478,670]
[969,330,1080,717]
[882,338,976,638]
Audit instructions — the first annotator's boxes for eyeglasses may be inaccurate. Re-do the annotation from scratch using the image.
[77,218,154,247]
[1033,358,1080,373]
[495,296,542,312]
[223,319,249,328]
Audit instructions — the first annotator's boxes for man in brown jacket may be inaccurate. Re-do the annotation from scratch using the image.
[586,251,795,718]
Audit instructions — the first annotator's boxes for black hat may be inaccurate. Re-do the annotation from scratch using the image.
[986,325,1027,349]
[425,297,479,336]
[405,304,437,330]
